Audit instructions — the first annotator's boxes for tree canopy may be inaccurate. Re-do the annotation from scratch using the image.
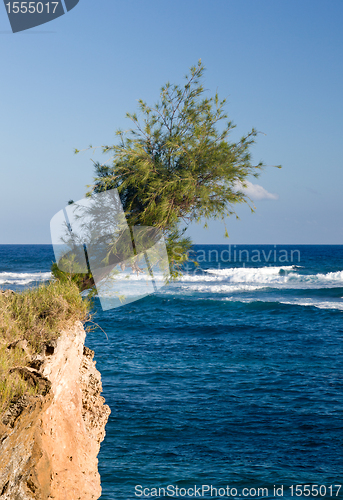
[78,61,271,275]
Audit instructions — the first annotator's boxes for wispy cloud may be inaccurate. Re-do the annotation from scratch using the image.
[235,181,278,201]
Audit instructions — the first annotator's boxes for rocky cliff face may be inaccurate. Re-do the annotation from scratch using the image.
[0,321,111,500]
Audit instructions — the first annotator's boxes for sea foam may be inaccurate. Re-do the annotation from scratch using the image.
[0,271,51,285]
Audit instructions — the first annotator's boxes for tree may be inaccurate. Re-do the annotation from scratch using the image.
[77,61,273,278]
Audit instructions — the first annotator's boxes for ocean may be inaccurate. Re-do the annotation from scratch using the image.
[1,244,342,499]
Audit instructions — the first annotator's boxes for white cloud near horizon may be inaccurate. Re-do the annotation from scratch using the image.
[235,181,278,201]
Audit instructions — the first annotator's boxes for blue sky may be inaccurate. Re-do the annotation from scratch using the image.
[1,0,343,244]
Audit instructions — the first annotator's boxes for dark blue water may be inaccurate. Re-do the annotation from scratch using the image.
[1,245,343,499]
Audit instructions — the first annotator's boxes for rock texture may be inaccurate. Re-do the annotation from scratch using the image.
[0,321,111,500]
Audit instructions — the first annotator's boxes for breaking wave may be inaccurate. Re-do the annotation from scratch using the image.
[176,266,343,289]
[0,271,51,286]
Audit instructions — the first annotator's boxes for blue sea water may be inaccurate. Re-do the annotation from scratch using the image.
[1,244,343,499]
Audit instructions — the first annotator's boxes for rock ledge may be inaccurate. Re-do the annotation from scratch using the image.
[0,321,110,500]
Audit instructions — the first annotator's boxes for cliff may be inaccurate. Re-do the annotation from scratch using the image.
[0,321,111,500]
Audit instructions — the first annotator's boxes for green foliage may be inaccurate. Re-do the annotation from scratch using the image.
[51,262,95,294]
[0,280,91,415]
[83,60,266,273]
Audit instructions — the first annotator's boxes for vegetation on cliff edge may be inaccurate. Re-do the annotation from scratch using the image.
[0,280,90,416]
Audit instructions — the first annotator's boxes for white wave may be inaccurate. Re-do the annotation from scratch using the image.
[206,265,295,276]
[176,266,343,290]
[204,266,296,283]
[0,271,51,286]
[280,299,343,310]
[222,296,343,311]
[180,284,264,293]
[316,270,343,281]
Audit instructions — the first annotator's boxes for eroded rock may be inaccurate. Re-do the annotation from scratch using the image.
[0,321,111,500]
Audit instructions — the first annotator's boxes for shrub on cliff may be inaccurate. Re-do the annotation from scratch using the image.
[86,61,267,268]
[62,61,277,292]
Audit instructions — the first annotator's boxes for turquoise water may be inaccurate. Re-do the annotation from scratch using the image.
[1,245,343,499]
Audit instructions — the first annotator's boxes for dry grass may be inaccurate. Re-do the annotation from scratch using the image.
[0,280,91,416]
